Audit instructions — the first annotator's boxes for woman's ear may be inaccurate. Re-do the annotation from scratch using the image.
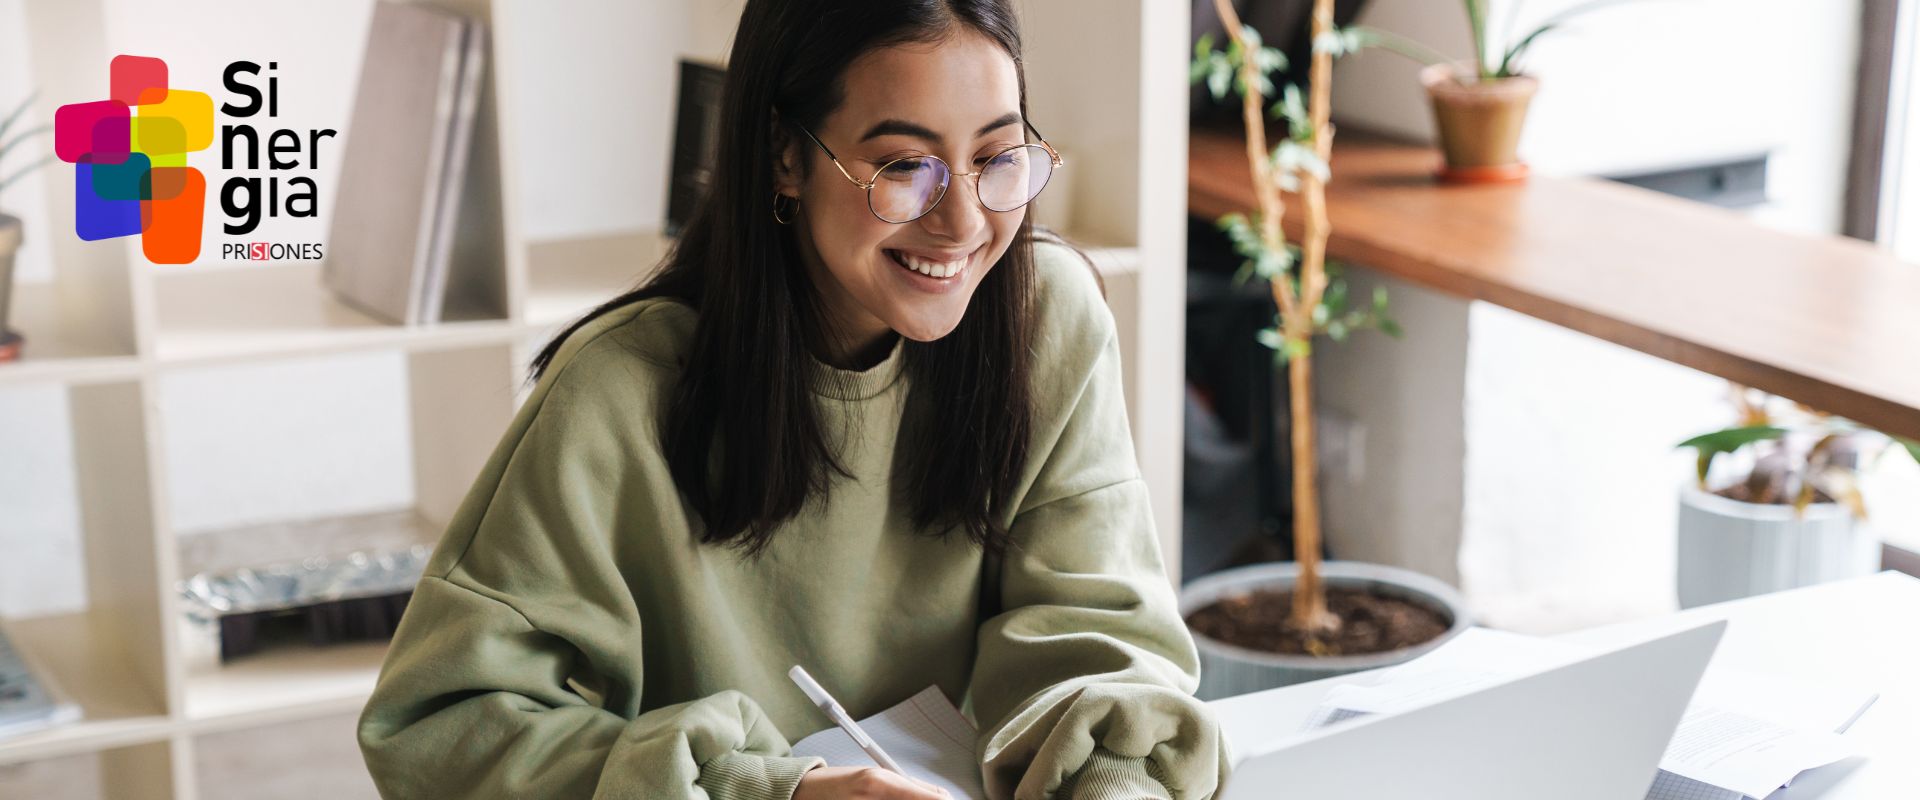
[770,113,803,198]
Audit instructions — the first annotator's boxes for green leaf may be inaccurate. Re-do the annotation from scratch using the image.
[1676,424,1788,484]
[1240,24,1263,50]
[0,90,37,149]
[1348,25,1454,67]
[1464,0,1490,78]
[1500,0,1646,77]
[1677,425,1789,454]
[1284,337,1312,362]
[1255,45,1287,74]
[1498,22,1560,77]
[1207,61,1231,100]
[0,153,53,197]
[1278,84,1309,135]
[1231,260,1256,287]
[0,123,48,166]
[1255,327,1284,351]
[1677,426,1789,453]
[1313,27,1370,58]
[1253,247,1293,280]
[1898,436,1920,465]
[1270,138,1330,191]
[1322,278,1349,315]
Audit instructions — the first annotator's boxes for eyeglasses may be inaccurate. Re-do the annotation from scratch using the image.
[792,118,1064,224]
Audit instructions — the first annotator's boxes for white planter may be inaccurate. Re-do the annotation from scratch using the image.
[1676,485,1881,609]
[1179,561,1472,701]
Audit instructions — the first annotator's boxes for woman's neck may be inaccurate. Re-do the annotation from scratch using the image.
[813,322,898,372]
[793,223,899,371]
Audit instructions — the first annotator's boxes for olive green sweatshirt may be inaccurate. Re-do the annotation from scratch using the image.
[356,240,1229,799]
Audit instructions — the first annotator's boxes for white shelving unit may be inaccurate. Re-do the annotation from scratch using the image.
[0,1,1182,797]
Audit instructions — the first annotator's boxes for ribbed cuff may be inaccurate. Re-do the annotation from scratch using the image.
[1059,747,1173,800]
[694,752,826,800]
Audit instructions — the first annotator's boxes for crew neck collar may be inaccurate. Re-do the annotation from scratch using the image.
[808,334,907,400]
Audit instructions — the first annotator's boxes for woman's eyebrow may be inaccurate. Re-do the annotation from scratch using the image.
[858,111,1022,144]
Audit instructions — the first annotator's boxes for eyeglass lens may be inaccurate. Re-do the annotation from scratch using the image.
[869,144,1054,223]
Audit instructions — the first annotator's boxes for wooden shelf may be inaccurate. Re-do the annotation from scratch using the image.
[176,509,440,581]
[1189,125,1920,441]
[0,614,172,765]
[182,641,388,732]
[0,283,141,387]
[150,262,520,368]
[523,231,670,332]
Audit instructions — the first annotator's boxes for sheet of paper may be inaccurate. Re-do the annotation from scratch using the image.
[1298,627,1872,799]
[790,685,985,800]
[1658,704,1854,799]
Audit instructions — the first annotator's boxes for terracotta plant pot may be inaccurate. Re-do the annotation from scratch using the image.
[0,213,21,362]
[1421,62,1538,184]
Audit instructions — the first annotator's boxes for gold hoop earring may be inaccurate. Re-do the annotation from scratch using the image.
[772,191,800,224]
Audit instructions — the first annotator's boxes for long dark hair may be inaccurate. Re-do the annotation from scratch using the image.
[528,0,1040,556]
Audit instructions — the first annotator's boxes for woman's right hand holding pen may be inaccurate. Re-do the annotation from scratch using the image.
[793,765,953,799]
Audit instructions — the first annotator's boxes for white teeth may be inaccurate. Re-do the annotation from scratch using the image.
[894,250,964,278]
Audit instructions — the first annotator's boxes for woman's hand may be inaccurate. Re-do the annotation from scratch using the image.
[793,766,952,800]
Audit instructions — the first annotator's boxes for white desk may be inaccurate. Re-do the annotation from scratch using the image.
[1209,571,1920,798]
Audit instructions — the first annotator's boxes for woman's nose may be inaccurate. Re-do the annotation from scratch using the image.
[919,175,989,242]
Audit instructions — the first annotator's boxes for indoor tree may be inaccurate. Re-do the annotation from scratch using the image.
[1192,0,1398,640]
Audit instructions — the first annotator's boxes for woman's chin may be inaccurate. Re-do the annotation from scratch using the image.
[888,312,967,344]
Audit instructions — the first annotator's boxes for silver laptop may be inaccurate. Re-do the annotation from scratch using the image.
[1220,619,1727,800]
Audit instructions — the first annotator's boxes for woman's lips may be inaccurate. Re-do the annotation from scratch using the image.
[885,247,971,279]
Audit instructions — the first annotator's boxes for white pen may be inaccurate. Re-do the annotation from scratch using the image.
[788,664,906,775]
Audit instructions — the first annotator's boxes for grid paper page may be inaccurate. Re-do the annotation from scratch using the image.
[1645,769,1745,800]
[791,685,985,799]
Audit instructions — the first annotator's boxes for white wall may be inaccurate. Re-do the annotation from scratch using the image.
[1316,271,1470,587]
[0,384,85,617]
[1316,0,1869,632]
[496,0,704,242]
[0,0,57,285]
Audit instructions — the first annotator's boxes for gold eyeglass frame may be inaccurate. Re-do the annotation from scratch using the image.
[792,118,1065,224]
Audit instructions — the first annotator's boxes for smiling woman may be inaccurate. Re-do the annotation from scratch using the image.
[355,2,1225,799]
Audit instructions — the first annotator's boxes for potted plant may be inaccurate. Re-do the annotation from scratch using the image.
[1343,0,1642,182]
[0,90,51,362]
[1675,384,1920,608]
[1182,0,1470,700]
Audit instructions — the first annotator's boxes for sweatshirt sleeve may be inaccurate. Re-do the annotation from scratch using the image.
[968,267,1231,800]
[357,318,821,800]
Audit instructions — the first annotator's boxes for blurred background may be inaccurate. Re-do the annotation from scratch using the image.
[1,0,1917,797]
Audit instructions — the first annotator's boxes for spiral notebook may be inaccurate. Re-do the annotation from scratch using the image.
[789,685,986,800]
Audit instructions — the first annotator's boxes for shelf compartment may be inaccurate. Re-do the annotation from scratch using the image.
[182,638,390,731]
[192,710,377,800]
[0,613,172,765]
[172,509,443,728]
[0,378,179,765]
[522,230,670,332]
[0,282,142,387]
[151,262,518,367]
[174,512,416,728]
[0,738,177,799]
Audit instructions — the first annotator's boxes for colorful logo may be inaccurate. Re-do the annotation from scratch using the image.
[55,55,211,264]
